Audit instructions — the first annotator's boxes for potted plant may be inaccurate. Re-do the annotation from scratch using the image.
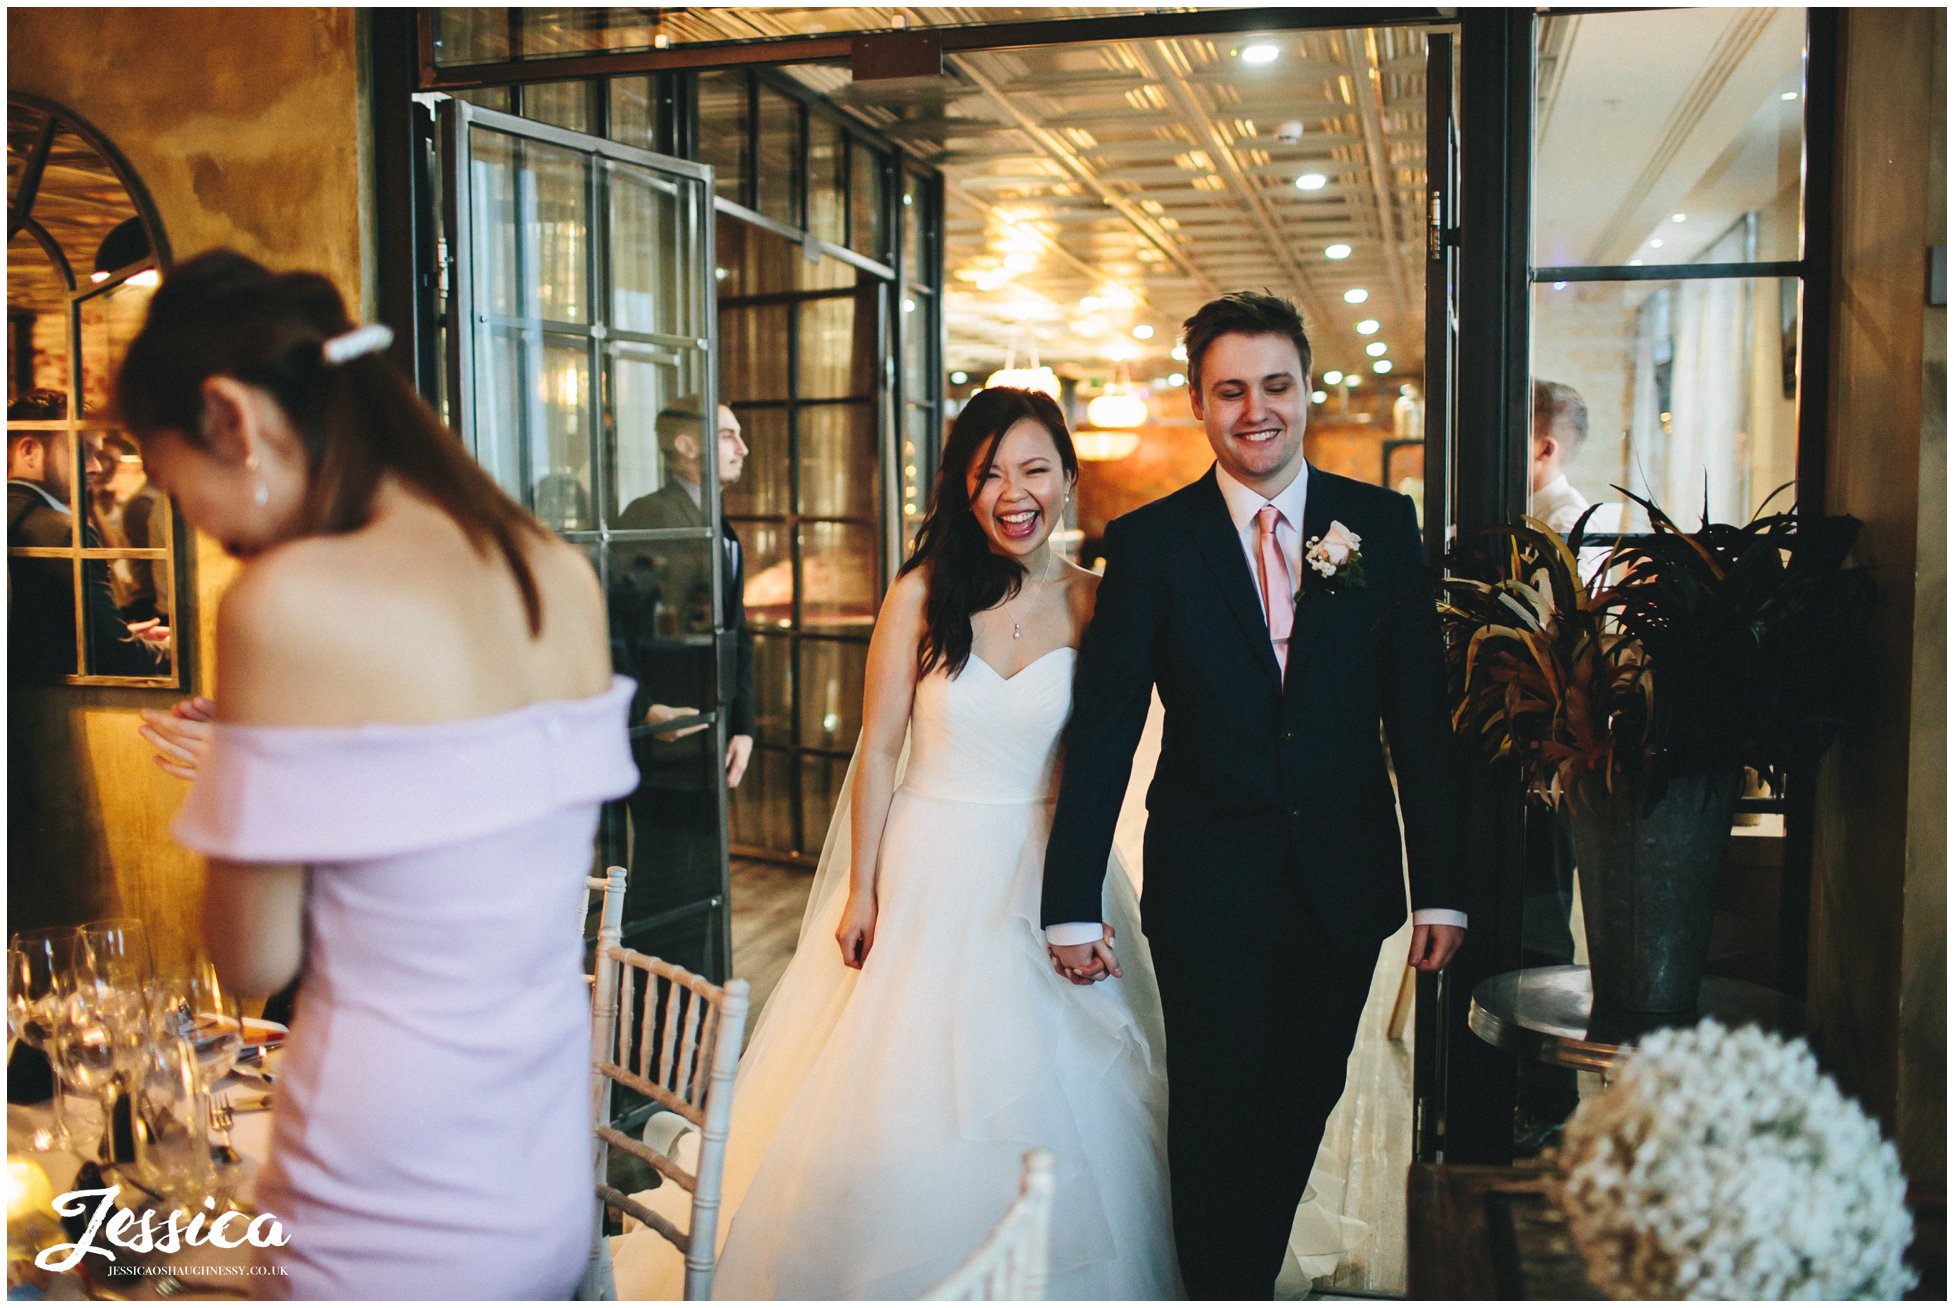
[1440,489,1873,1012]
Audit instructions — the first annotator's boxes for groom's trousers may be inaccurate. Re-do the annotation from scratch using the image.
[1146,886,1378,1300]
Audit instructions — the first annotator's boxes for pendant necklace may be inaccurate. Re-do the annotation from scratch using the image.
[1002,549,1054,640]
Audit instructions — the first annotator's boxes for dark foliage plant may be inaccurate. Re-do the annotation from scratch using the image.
[1439,486,1875,808]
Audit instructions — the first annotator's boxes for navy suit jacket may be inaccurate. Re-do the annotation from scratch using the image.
[1041,464,1465,953]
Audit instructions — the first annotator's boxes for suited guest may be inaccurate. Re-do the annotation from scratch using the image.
[7,392,165,681]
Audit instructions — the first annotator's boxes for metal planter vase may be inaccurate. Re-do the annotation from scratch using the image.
[1566,770,1744,1014]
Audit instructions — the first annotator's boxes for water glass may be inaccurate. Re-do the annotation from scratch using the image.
[50,978,144,1162]
[154,961,243,1088]
[76,918,152,988]
[9,929,78,1150]
[132,1032,214,1207]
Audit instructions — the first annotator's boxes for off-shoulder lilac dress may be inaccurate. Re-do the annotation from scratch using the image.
[173,678,638,1300]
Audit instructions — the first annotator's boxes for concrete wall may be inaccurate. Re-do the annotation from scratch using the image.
[7,7,369,971]
[1809,5,1946,1195]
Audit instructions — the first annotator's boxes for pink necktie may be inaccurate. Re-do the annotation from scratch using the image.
[1255,504,1293,675]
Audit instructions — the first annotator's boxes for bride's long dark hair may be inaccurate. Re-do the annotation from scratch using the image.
[899,386,1079,678]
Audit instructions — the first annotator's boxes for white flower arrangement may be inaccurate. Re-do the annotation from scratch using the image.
[1556,1019,1916,1300]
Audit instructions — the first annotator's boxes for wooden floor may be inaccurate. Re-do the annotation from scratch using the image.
[725,694,1415,1299]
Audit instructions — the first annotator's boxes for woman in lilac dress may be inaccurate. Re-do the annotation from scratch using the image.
[116,252,635,1298]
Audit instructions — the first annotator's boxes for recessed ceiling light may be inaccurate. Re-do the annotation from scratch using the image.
[1648,238,1665,249]
[1241,43,1280,64]
[902,297,916,313]
[1133,324,1155,340]
[90,271,111,284]
[1295,173,1327,191]
[1372,359,1392,374]
[1553,281,1569,290]
[1311,390,1328,404]
[1343,288,1369,304]
[1168,372,1186,387]
[1325,243,1352,260]
[1671,212,1687,223]
[1170,344,1188,362]
[950,371,968,385]
[1781,90,1800,101]
[903,193,914,206]
[1355,319,1379,335]
[1323,369,1344,385]
[1078,296,1101,311]
[1627,258,1644,266]
[1366,341,1388,357]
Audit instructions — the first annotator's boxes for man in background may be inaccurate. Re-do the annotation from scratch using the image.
[1529,379,1592,535]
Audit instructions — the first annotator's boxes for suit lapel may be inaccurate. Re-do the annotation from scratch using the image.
[1283,469,1342,696]
[1184,467,1284,688]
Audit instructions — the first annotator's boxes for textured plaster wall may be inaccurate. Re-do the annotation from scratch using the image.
[7,7,368,972]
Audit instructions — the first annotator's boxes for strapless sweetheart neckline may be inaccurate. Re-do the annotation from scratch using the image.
[964,645,1077,684]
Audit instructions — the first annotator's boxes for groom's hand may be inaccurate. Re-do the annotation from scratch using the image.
[1050,925,1121,985]
[1408,923,1464,972]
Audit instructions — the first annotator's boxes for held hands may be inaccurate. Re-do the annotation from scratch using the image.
[139,696,215,780]
[1049,923,1121,986]
[1407,923,1465,972]
[836,892,878,970]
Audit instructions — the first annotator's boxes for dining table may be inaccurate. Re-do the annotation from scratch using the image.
[7,1049,283,1301]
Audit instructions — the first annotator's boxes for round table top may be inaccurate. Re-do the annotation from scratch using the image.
[1467,965,1805,1074]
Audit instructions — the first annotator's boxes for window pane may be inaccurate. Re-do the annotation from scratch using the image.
[729,745,795,851]
[470,324,526,499]
[432,8,511,65]
[900,405,935,546]
[617,719,723,969]
[78,277,152,422]
[526,139,590,323]
[607,350,686,524]
[609,166,689,338]
[748,630,792,746]
[797,290,875,398]
[755,87,804,229]
[900,288,931,399]
[1533,8,1806,267]
[522,80,594,134]
[106,447,172,627]
[9,233,70,398]
[696,71,750,209]
[850,141,887,262]
[607,76,659,151]
[722,303,792,403]
[799,403,877,519]
[740,520,794,632]
[797,639,867,752]
[798,752,850,854]
[725,405,789,517]
[80,542,169,680]
[530,336,593,531]
[465,126,523,319]
[454,86,512,113]
[901,172,924,278]
[608,533,719,706]
[807,113,846,247]
[799,522,878,633]
[1530,278,1799,534]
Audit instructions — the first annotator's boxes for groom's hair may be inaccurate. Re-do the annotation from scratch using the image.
[1181,291,1313,393]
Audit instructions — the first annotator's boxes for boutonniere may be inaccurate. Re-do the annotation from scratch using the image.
[1298,520,1367,595]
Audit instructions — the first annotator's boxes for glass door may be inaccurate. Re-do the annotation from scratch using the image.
[438,98,734,981]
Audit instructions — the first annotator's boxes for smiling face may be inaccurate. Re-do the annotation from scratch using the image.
[1189,331,1309,496]
[966,417,1069,561]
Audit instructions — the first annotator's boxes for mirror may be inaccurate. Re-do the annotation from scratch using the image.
[7,95,182,687]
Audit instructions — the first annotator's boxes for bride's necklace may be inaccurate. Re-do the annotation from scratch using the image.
[1001,550,1054,640]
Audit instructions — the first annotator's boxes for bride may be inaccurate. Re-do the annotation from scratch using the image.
[628,385,1182,1299]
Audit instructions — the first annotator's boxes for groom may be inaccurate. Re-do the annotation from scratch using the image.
[1043,291,1466,1298]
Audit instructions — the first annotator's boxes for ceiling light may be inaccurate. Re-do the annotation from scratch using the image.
[1132,324,1155,340]
[1003,252,1035,272]
[1074,316,1108,336]
[1322,369,1344,385]
[1648,238,1664,249]
[1371,359,1392,374]
[1295,173,1327,191]
[949,371,968,385]
[1078,296,1101,312]
[1311,390,1328,404]
[1355,319,1379,335]
[1170,343,1187,362]
[1365,341,1387,357]
[1671,212,1687,223]
[1087,391,1149,430]
[1324,243,1352,260]
[1627,258,1644,266]
[127,269,160,288]
[1240,43,1280,64]
[985,366,1060,398]
[1781,90,1800,101]
[1343,288,1369,304]
[1553,281,1569,290]
[902,297,916,313]
[90,271,110,284]
[1168,372,1186,387]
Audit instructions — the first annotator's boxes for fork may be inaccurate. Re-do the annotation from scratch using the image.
[210,1095,242,1167]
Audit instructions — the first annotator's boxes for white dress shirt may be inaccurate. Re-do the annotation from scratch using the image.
[1048,463,1465,948]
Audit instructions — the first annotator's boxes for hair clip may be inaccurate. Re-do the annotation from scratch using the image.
[320,323,395,366]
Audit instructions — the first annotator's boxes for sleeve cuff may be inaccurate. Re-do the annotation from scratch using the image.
[1044,921,1105,947]
[1411,909,1468,929]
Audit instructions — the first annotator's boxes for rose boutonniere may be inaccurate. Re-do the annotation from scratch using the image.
[1299,520,1366,594]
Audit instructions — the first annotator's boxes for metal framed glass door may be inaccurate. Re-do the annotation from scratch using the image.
[438,97,734,981]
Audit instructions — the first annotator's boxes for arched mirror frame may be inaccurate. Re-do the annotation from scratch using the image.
[8,92,187,689]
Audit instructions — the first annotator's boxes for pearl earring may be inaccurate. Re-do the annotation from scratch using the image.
[246,454,270,508]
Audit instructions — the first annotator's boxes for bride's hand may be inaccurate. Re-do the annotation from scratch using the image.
[836,894,878,969]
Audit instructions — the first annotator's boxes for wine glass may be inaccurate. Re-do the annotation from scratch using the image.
[10,929,78,1151]
[153,961,243,1088]
[132,1031,213,1207]
[76,918,152,988]
[49,976,145,1163]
